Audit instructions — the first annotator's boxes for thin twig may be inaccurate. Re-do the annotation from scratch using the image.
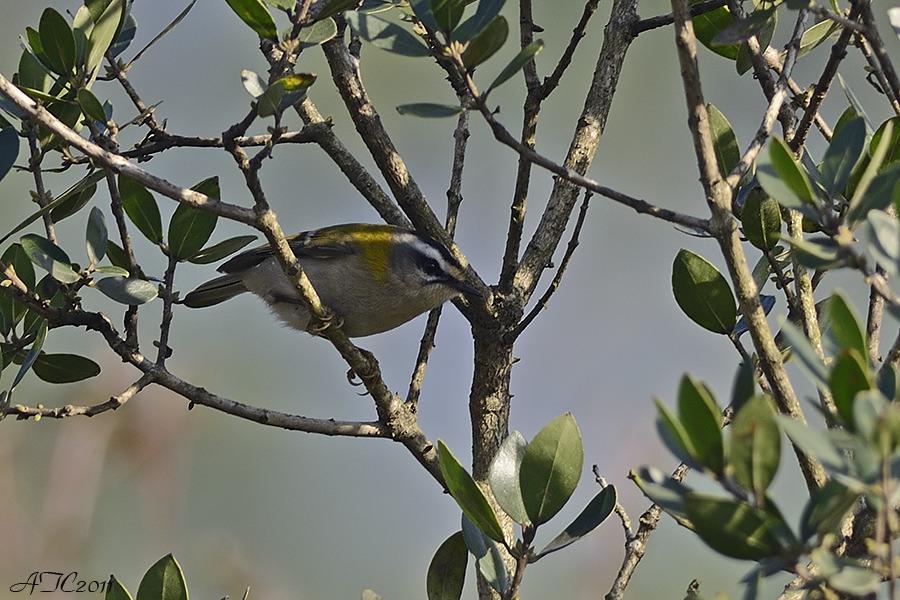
[538,0,603,99]
[633,0,728,34]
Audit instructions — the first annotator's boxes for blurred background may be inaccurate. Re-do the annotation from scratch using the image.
[0,1,898,598]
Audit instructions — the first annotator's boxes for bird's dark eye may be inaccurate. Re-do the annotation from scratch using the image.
[422,257,442,277]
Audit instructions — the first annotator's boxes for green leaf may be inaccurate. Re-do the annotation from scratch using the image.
[820,116,866,197]
[32,353,101,383]
[779,319,828,387]
[693,3,739,59]
[460,516,508,594]
[0,127,20,183]
[187,235,257,264]
[168,203,218,261]
[826,564,881,596]
[256,73,317,117]
[708,103,739,179]
[431,0,466,33]
[345,12,431,57]
[828,290,867,359]
[830,349,872,429]
[20,234,80,284]
[654,397,699,467]
[741,187,781,251]
[487,39,543,94]
[630,465,691,522]
[86,206,108,266]
[729,395,781,498]
[314,0,362,22]
[94,276,158,305]
[864,209,900,275]
[86,0,125,75]
[535,485,617,559]
[0,244,34,335]
[105,575,134,600]
[426,531,467,600]
[871,116,900,168]
[461,15,508,70]
[396,103,464,118]
[848,120,893,221]
[39,8,77,76]
[106,240,131,272]
[796,19,839,59]
[110,13,138,58]
[409,0,440,32]
[678,375,724,475]
[519,412,584,525]
[800,480,859,542]
[712,7,775,46]
[77,89,108,123]
[848,162,900,226]
[223,0,278,40]
[786,235,847,270]
[119,175,163,244]
[135,554,188,600]
[684,494,793,560]
[452,0,506,42]
[297,18,338,47]
[777,416,848,477]
[671,248,737,334]
[756,137,818,214]
[731,359,757,414]
[49,171,105,222]
[437,440,506,543]
[488,430,529,524]
[17,49,52,93]
[11,320,48,391]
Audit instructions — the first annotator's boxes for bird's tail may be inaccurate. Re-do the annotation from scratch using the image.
[181,274,247,308]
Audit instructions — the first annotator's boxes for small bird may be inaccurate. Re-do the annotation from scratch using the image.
[181,223,480,337]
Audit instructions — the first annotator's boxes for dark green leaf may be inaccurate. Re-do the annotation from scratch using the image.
[487,40,543,94]
[742,187,781,251]
[0,244,34,335]
[731,360,757,414]
[86,206,108,266]
[345,12,431,57]
[847,162,900,225]
[0,127,20,183]
[655,397,699,467]
[431,0,466,33]
[437,439,506,543]
[488,430,529,524]
[297,18,338,47]
[17,49,52,93]
[396,103,464,118]
[777,416,848,477]
[786,236,847,270]
[829,290,867,359]
[314,0,362,22]
[800,480,859,542]
[848,120,893,220]
[820,116,865,197]
[830,349,872,429]
[20,234,80,284]
[730,395,781,498]
[678,374,724,474]
[685,494,793,560]
[519,412,584,525]
[86,0,125,75]
[135,554,188,600]
[105,240,131,272]
[168,203,218,261]
[461,16,508,69]
[452,0,506,42]
[187,235,257,264]
[694,4,739,59]
[712,7,775,46]
[256,73,317,116]
[535,485,617,558]
[77,89,108,123]
[105,575,134,600]
[426,531,467,600]
[756,137,818,213]
[39,8,77,76]
[49,171,105,222]
[671,248,737,334]
[32,353,101,383]
[119,175,163,244]
[872,117,900,168]
[224,0,278,40]
[11,319,47,390]
[94,276,158,305]
[409,0,440,32]
[779,319,828,387]
[708,103,739,179]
